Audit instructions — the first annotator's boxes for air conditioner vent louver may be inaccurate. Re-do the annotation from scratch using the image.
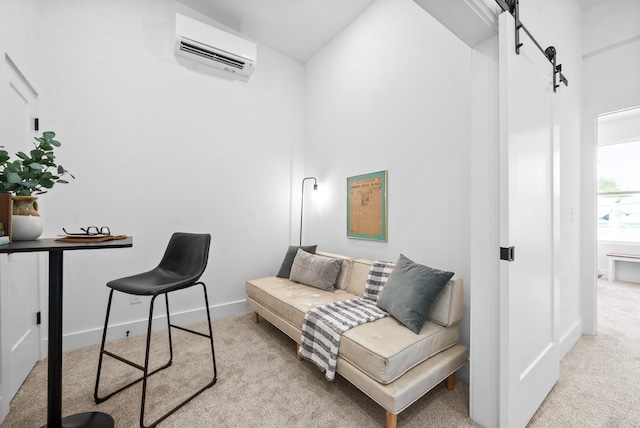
[174,14,256,81]
[179,41,245,70]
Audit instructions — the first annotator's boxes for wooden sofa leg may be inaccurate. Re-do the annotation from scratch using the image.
[296,344,302,361]
[446,373,456,391]
[386,411,397,428]
[253,311,259,323]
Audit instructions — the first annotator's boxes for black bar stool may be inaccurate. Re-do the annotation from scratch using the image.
[94,232,217,428]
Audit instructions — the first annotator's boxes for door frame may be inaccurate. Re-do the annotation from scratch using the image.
[581,96,640,336]
[0,52,44,423]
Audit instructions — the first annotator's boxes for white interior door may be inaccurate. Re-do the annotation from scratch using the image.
[498,12,559,428]
[0,54,41,409]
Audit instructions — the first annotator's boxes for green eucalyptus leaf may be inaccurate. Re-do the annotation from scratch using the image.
[16,152,29,160]
[39,178,55,188]
[50,139,61,147]
[57,179,69,184]
[6,171,22,183]
[31,149,45,157]
[42,131,55,139]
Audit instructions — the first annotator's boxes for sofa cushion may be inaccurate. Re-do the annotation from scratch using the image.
[345,259,374,296]
[276,245,317,278]
[246,276,354,328]
[315,252,354,290]
[290,249,343,291]
[340,316,459,384]
[428,278,464,327]
[376,254,454,334]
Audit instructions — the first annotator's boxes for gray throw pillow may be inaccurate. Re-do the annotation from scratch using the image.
[276,245,317,278]
[376,254,454,334]
[289,249,343,291]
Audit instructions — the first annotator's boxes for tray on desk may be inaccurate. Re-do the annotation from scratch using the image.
[55,234,128,243]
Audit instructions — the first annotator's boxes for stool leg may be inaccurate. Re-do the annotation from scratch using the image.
[94,289,115,403]
[140,294,158,428]
[164,293,174,364]
[139,286,217,428]
[201,283,217,381]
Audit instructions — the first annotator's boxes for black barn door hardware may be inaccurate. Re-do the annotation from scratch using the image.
[495,0,569,93]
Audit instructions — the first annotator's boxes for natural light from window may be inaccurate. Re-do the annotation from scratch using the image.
[598,141,640,242]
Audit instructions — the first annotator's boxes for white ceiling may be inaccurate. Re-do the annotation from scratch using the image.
[178,0,612,63]
[177,0,376,63]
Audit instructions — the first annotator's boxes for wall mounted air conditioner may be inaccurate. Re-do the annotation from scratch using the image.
[174,13,256,81]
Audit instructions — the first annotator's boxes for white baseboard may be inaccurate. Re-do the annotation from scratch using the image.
[559,318,583,359]
[56,300,251,354]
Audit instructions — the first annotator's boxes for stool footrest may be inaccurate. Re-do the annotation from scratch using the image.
[170,323,212,339]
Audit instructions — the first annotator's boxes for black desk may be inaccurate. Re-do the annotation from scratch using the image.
[0,237,133,428]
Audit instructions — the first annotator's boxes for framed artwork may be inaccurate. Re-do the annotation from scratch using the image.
[347,170,388,241]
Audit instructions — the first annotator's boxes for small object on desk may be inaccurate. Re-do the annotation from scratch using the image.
[0,236,8,246]
[55,234,128,243]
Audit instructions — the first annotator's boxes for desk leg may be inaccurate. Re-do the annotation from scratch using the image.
[43,251,113,428]
[47,250,63,427]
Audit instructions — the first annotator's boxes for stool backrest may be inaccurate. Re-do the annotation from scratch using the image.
[157,232,211,283]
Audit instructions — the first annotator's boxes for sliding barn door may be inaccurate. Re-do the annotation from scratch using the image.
[498,12,560,428]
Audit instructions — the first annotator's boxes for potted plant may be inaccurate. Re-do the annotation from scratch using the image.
[0,131,74,240]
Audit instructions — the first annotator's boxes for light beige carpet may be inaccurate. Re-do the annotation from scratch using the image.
[1,278,638,427]
[0,312,476,428]
[528,279,640,427]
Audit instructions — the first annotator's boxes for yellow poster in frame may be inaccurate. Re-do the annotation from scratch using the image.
[347,170,387,241]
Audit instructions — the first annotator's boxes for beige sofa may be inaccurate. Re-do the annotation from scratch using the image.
[245,251,469,428]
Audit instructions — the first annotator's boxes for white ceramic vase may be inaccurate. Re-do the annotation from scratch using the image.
[11,196,44,241]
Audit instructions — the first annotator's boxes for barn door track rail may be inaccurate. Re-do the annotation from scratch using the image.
[495,0,569,92]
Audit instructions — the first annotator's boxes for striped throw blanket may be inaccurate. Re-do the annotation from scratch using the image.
[363,261,395,302]
[299,298,389,381]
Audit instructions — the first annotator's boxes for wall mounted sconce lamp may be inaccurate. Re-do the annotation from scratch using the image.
[300,177,318,246]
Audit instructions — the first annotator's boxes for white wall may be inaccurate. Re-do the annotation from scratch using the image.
[581,0,640,333]
[5,0,305,350]
[0,0,41,90]
[304,0,472,371]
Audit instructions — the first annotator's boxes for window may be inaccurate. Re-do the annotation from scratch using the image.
[598,141,640,242]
